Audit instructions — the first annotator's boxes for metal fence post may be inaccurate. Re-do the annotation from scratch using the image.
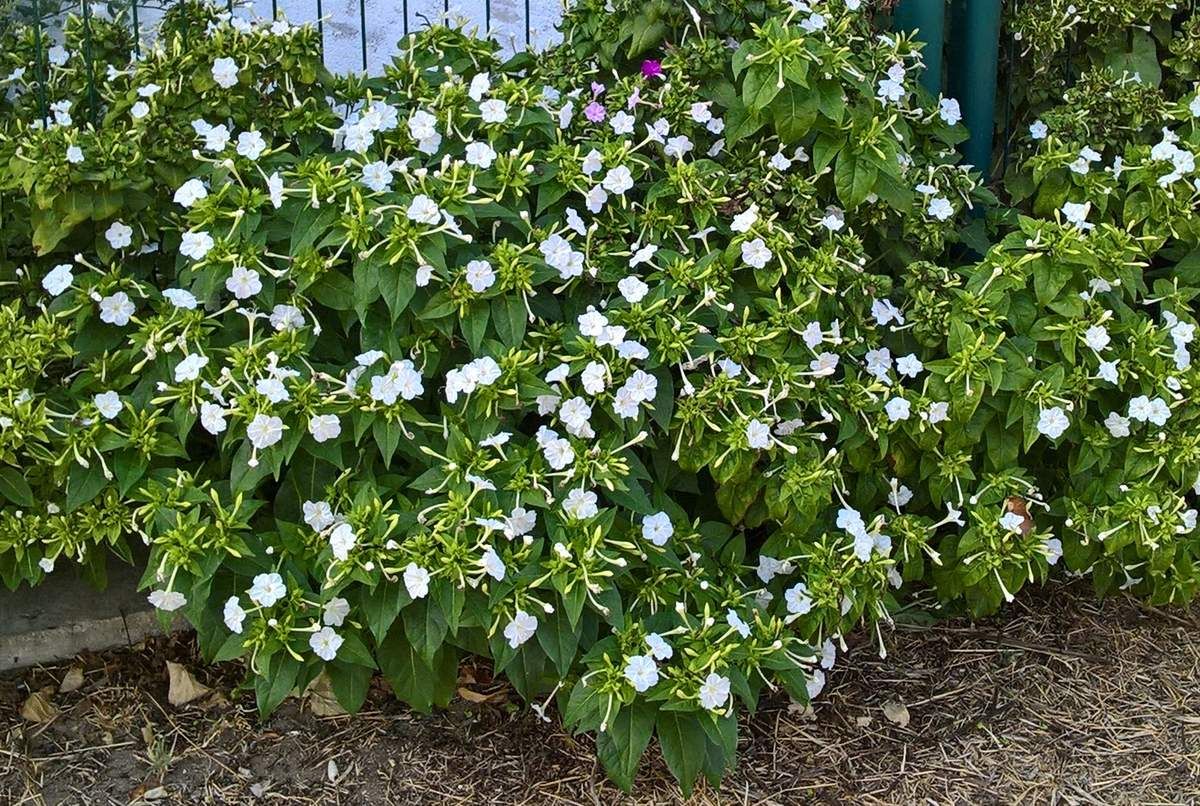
[947,0,1002,181]
[892,0,945,96]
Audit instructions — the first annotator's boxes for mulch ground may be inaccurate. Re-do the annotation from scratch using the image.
[2,581,1199,805]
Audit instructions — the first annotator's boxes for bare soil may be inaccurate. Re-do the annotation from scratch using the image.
[2,582,1199,805]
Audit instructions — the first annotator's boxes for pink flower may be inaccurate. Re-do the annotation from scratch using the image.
[584,102,607,123]
[590,81,605,97]
[641,59,663,79]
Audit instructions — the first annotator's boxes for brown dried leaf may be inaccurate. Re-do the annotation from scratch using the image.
[20,687,59,723]
[882,700,910,727]
[305,672,346,717]
[59,665,85,693]
[166,661,210,707]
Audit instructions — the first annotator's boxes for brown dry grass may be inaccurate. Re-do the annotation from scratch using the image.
[2,581,1199,805]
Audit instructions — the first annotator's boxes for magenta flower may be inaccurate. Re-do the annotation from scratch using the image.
[641,59,663,79]
[584,101,607,123]
[590,81,606,97]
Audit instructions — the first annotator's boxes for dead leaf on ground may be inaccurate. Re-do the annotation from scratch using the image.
[882,700,911,727]
[304,672,346,716]
[59,665,85,693]
[166,661,210,706]
[20,687,59,723]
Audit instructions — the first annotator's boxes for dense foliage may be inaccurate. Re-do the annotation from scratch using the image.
[0,0,1197,792]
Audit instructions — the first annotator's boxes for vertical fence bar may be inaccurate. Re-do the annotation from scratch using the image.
[524,0,529,47]
[82,0,99,127]
[403,0,408,36]
[31,0,49,125]
[892,0,945,96]
[316,0,323,37]
[948,0,1002,181]
[130,0,140,57]
[359,0,367,71]
[484,0,489,32]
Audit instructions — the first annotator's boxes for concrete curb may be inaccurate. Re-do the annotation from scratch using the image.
[0,555,167,672]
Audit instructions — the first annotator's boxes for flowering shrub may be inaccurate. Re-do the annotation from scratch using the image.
[0,0,1197,792]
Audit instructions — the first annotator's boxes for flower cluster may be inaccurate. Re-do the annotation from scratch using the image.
[0,0,1197,794]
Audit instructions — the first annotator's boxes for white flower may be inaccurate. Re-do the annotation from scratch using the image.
[478,98,508,124]
[585,184,608,213]
[785,582,813,615]
[1061,201,1093,230]
[885,397,911,422]
[646,633,673,660]
[270,304,304,331]
[42,264,73,296]
[601,165,634,195]
[225,265,262,299]
[896,354,923,378]
[1097,359,1119,385]
[329,522,357,562]
[360,160,393,192]
[246,413,284,450]
[105,221,133,249]
[871,298,905,327]
[468,73,491,102]
[999,511,1025,533]
[174,353,209,383]
[698,672,731,711]
[160,288,197,310]
[465,141,497,169]
[200,402,228,435]
[465,259,496,293]
[938,97,962,125]
[543,438,574,470]
[1043,537,1063,566]
[408,109,438,141]
[407,194,441,224]
[741,237,773,269]
[1029,119,1048,139]
[148,589,187,611]
[248,572,286,607]
[927,196,954,221]
[481,547,507,581]
[323,597,350,627]
[504,610,538,648]
[664,135,693,159]
[1084,325,1110,352]
[624,655,659,692]
[93,391,121,419]
[174,178,207,207]
[211,57,239,88]
[180,231,215,260]
[642,511,673,546]
[223,596,246,633]
[746,419,772,449]
[308,414,341,442]
[47,45,69,66]
[99,292,135,326]
[267,172,284,208]
[727,609,751,638]
[807,668,826,699]
[1036,406,1069,440]
[236,130,266,160]
[309,626,343,661]
[563,488,599,520]
[690,102,713,123]
[303,500,336,532]
[927,401,950,424]
[66,145,84,163]
[731,205,758,233]
[404,563,431,599]
[130,101,149,120]
[1191,95,1200,118]
[199,122,230,152]
[610,110,635,135]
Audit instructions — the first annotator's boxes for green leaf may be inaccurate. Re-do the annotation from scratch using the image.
[742,64,782,112]
[656,711,706,796]
[255,653,302,718]
[360,582,409,644]
[535,604,582,678]
[65,463,108,512]
[378,265,417,321]
[596,701,657,792]
[770,84,819,143]
[492,294,527,349]
[0,467,35,507]
[328,662,372,713]
[377,628,457,713]
[834,152,878,209]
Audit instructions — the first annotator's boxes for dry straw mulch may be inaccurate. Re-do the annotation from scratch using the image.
[2,582,1199,804]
